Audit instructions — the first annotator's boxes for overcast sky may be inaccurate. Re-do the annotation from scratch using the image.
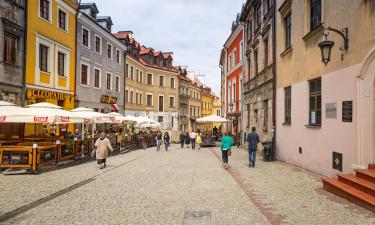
[90,0,245,95]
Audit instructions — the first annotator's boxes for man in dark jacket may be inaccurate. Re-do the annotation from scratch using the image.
[247,127,260,167]
[179,132,185,148]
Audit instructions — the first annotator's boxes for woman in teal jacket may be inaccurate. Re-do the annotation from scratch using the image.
[220,130,233,168]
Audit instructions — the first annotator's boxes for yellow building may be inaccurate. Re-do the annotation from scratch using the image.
[25,0,78,135]
[201,86,215,132]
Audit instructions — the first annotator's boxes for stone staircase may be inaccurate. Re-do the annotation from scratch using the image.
[322,165,375,212]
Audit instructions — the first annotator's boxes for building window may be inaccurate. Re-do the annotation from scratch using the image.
[57,52,65,76]
[124,64,128,78]
[58,100,64,108]
[116,49,120,63]
[40,0,50,21]
[139,94,142,105]
[169,96,175,108]
[82,28,89,48]
[284,86,291,124]
[107,44,112,59]
[81,64,88,85]
[106,73,112,90]
[158,116,163,123]
[136,93,139,104]
[159,76,164,87]
[170,78,175,88]
[125,90,129,103]
[140,71,143,83]
[263,100,268,132]
[94,69,100,88]
[254,50,258,75]
[256,5,261,28]
[115,76,120,92]
[147,73,152,85]
[136,69,139,82]
[233,50,237,66]
[240,41,244,61]
[130,91,134,103]
[3,32,17,65]
[147,94,152,106]
[310,0,321,31]
[95,36,101,53]
[285,13,292,49]
[39,44,48,72]
[130,66,133,79]
[309,78,321,126]
[264,38,268,67]
[58,9,66,31]
[159,96,164,112]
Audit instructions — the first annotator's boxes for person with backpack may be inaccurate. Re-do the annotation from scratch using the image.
[220,130,233,169]
[247,127,260,167]
[163,131,170,151]
[94,132,113,169]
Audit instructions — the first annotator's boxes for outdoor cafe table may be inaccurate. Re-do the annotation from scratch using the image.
[24,137,45,142]
[0,140,21,146]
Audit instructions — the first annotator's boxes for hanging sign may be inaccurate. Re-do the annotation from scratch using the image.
[101,95,118,104]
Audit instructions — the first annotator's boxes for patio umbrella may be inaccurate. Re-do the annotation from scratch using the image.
[123,115,138,123]
[106,112,127,124]
[196,115,229,123]
[70,107,111,123]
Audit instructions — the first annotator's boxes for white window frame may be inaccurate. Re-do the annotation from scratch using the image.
[106,72,112,91]
[115,75,120,92]
[233,49,237,67]
[158,94,164,111]
[147,73,154,85]
[36,37,53,74]
[107,43,113,60]
[93,67,101,89]
[82,26,90,49]
[159,75,165,87]
[139,93,143,105]
[38,0,52,23]
[240,41,244,61]
[116,49,121,64]
[170,77,175,88]
[94,35,102,55]
[80,62,90,86]
[57,7,68,32]
[54,44,70,90]
[146,93,153,106]
[169,95,175,108]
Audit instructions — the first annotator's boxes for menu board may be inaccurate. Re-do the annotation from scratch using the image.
[342,101,353,122]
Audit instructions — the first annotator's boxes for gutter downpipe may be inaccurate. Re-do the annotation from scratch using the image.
[271,0,277,160]
[240,22,245,148]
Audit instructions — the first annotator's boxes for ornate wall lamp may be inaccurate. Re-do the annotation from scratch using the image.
[319,26,349,65]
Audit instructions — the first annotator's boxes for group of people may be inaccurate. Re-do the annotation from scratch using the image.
[179,130,203,150]
[154,130,171,151]
[220,127,260,169]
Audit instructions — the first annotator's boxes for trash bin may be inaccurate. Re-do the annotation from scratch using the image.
[262,141,272,161]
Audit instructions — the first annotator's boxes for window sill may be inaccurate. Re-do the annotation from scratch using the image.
[58,76,68,79]
[39,16,52,25]
[280,46,293,57]
[282,122,291,126]
[57,27,68,34]
[302,23,324,42]
[304,124,321,129]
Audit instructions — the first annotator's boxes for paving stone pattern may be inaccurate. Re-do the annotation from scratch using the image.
[0,144,374,224]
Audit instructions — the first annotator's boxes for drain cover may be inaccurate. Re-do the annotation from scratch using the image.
[184,211,211,220]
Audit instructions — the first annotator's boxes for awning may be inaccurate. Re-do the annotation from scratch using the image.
[111,104,119,111]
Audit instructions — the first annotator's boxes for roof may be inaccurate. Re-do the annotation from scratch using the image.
[97,16,113,26]
[113,31,131,40]
[79,3,99,13]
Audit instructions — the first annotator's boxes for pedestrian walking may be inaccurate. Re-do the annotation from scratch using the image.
[190,130,197,149]
[185,131,191,148]
[163,131,170,151]
[94,132,113,169]
[155,130,162,151]
[196,132,202,150]
[179,132,185,148]
[247,127,260,167]
[220,130,233,169]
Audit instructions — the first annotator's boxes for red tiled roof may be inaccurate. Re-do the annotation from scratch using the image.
[163,52,173,59]
[113,32,129,39]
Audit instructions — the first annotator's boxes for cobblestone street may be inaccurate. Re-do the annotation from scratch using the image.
[0,145,374,225]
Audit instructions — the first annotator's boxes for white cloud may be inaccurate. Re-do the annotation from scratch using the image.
[89,0,245,95]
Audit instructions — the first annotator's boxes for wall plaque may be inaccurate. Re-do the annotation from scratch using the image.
[325,102,337,119]
[342,101,353,122]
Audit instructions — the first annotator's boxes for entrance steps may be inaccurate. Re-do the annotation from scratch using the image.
[322,166,375,212]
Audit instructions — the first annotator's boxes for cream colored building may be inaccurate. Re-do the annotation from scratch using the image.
[114,31,179,135]
[276,0,375,176]
[187,77,202,132]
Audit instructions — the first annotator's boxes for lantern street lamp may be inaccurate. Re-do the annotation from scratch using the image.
[318,26,349,65]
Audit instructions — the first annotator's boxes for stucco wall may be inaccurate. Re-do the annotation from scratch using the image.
[276,64,359,177]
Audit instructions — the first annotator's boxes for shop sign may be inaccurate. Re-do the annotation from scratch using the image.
[27,89,72,101]
[101,95,117,104]
[34,117,48,123]
[60,116,70,123]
